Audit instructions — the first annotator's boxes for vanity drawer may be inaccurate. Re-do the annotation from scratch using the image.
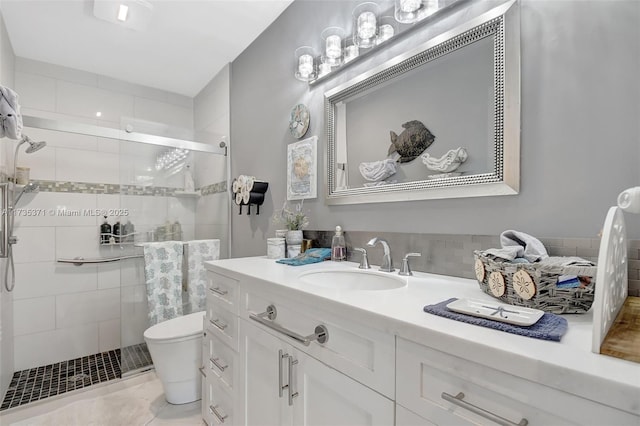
[204,332,237,392]
[397,338,638,426]
[206,299,239,352]
[205,375,234,425]
[207,271,239,314]
[244,289,395,398]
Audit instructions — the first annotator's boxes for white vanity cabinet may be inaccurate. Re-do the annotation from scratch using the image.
[396,338,639,426]
[240,318,395,426]
[202,271,241,425]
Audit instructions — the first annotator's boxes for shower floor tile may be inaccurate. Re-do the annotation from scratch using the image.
[1,344,153,411]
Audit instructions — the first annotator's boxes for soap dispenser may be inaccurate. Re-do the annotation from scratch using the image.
[331,225,346,261]
[113,220,122,244]
[100,216,111,245]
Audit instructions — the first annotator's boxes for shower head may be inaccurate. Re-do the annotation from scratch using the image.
[14,182,39,205]
[21,136,47,153]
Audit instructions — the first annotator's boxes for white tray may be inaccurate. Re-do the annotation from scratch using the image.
[446,298,545,326]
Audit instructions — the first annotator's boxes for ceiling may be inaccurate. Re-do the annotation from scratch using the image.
[0,0,293,97]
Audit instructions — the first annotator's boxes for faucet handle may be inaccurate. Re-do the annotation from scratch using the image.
[399,253,421,276]
[353,247,370,269]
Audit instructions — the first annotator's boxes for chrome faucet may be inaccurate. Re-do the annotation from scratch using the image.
[352,247,370,269]
[366,237,394,272]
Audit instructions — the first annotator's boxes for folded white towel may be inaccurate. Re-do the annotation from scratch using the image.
[359,159,397,182]
[185,239,220,314]
[500,230,548,262]
[0,86,23,140]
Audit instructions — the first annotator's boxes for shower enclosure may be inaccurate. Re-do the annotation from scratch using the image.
[0,114,229,409]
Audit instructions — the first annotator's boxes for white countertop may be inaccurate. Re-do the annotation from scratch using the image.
[205,257,640,415]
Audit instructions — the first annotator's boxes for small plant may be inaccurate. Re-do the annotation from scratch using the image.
[272,200,309,231]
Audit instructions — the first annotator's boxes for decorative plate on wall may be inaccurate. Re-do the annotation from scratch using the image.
[289,103,310,139]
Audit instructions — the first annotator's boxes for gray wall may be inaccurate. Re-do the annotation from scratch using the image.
[230,0,640,257]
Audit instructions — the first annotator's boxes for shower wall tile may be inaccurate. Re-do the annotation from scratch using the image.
[13,192,97,227]
[98,75,169,104]
[56,148,120,184]
[12,227,55,264]
[22,126,99,151]
[98,319,121,352]
[133,97,194,130]
[55,226,101,259]
[120,258,145,288]
[16,58,98,87]
[14,145,56,181]
[120,284,148,347]
[97,263,121,290]
[55,81,134,123]
[12,262,98,300]
[167,197,197,225]
[95,194,121,224]
[13,297,55,336]
[14,72,56,112]
[96,137,120,153]
[13,323,99,371]
[195,152,226,188]
[56,288,120,329]
[196,192,228,225]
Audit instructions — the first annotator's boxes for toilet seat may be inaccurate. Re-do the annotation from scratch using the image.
[144,311,205,343]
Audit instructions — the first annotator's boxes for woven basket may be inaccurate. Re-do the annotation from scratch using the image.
[473,251,597,314]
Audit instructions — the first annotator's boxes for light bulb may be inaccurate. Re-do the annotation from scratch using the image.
[344,45,359,63]
[325,35,342,59]
[298,54,314,78]
[318,63,332,77]
[357,11,376,40]
[400,0,421,13]
[377,24,395,44]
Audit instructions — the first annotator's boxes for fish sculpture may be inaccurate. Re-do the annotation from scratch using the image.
[421,147,468,173]
[388,120,434,163]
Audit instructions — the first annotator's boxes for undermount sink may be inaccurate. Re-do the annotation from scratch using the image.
[297,269,407,291]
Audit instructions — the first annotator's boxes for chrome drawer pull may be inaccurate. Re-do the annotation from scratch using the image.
[278,350,288,398]
[288,356,299,406]
[210,286,228,296]
[249,304,329,346]
[210,318,228,331]
[210,357,228,372]
[441,392,528,426]
[198,366,206,378]
[209,405,228,423]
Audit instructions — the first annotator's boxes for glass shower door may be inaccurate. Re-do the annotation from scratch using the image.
[118,139,228,377]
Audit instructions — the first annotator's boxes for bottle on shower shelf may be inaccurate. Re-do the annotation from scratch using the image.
[183,164,195,192]
[100,216,111,244]
[172,220,182,241]
[113,220,122,244]
[123,220,135,243]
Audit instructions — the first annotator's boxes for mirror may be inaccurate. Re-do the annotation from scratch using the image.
[325,0,520,205]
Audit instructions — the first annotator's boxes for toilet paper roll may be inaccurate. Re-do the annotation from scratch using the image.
[235,192,243,205]
[232,179,240,193]
[618,187,640,213]
[242,189,250,204]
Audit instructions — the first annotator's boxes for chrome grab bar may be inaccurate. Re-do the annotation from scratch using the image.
[210,318,227,331]
[210,357,228,372]
[441,392,528,426]
[57,255,143,266]
[209,405,228,423]
[249,304,329,346]
[278,349,288,398]
[210,287,228,296]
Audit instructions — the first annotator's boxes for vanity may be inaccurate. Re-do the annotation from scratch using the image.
[200,257,639,426]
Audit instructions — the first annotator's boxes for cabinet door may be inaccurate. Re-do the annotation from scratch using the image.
[241,320,292,426]
[291,349,394,426]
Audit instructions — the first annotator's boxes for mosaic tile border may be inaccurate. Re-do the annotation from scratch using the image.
[304,230,639,297]
[26,179,227,196]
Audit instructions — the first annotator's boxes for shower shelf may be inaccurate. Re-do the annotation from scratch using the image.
[57,255,143,266]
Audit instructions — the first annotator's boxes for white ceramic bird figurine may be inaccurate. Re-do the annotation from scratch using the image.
[421,147,468,173]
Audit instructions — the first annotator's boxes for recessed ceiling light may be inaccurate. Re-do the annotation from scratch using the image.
[96,111,102,117]
[117,4,129,22]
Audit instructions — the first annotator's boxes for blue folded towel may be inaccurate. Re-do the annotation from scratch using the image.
[423,298,568,341]
[276,248,331,266]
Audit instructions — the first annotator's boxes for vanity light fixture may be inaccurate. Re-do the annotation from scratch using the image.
[318,61,332,78]
[321,27,345,67]
[353,2,379,48]
[117,4,129,22]
[344,37,359,63]
[294,46,317,82]
[394,0,440,24]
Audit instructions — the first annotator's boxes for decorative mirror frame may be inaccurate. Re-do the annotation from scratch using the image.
[325,0,520,205]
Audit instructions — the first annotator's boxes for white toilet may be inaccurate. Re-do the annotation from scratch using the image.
[144,311,205,404]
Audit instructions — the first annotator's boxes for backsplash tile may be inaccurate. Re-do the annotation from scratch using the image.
[28,179,226,196]
[304,230,639,296]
